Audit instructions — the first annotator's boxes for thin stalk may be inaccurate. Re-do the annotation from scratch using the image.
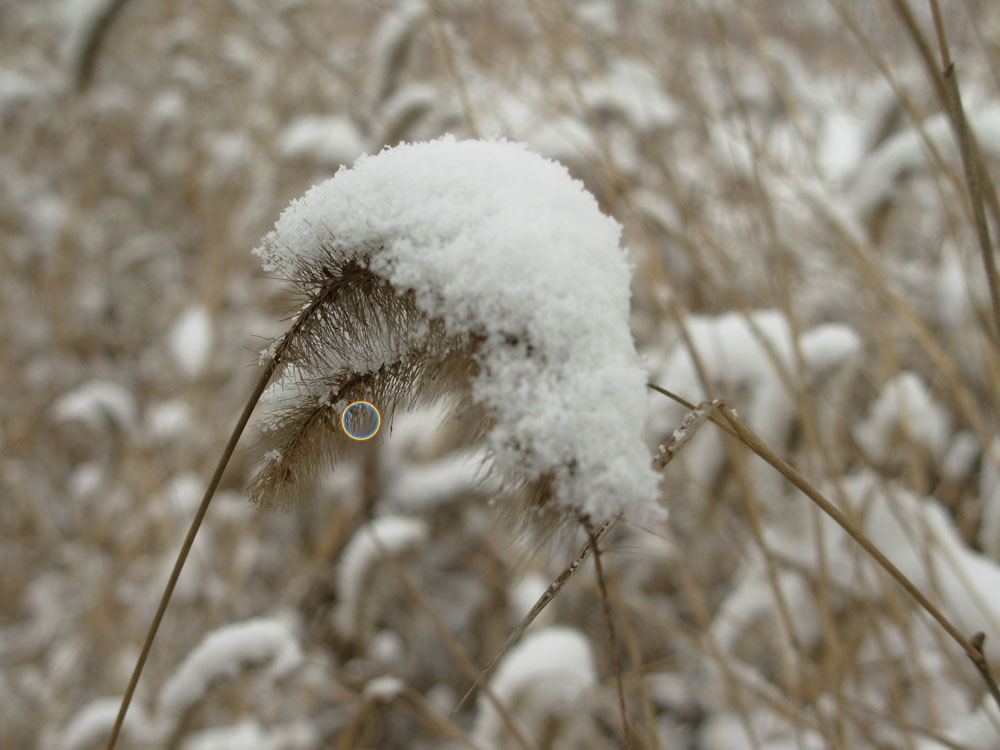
[105,361,276,750]
[106,285,341,750]
[582,515,632,749]
[647,383,1000,715]
[451,520,615,716]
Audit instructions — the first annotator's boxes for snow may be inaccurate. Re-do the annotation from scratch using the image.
[158,618,304,715]
[168,305,213,378]
[0,67,39,114]
[581,58,681,133]
[61,0,120,72]
[769,471,1000,661]
[798,323,862,372]
[380,450,494,510]
[364,675,405,699]
[849,105,1000,222]
[374,82,438,146]
[364,0,428,106]
[853,371,952,464]
[472,626,597,745]
[144,399,193,441]
[655,310,860,462]
[57,696,154,750]
[181,719,318,750]
[254,136,662,525]
[50,379,137,434]
[332,516,429,638]
[277,115,367,168]
[915,694,1000,750]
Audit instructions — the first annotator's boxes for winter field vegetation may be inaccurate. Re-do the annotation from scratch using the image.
[4,1,1000,748]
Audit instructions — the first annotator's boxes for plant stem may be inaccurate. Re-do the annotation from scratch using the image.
[648,382,1000,715]
[105,361,277,750]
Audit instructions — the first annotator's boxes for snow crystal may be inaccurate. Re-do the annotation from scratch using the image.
[168,305,213,378]
[255,137,662,524]
[158,618,303,715]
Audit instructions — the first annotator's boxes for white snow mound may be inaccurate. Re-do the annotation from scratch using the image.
[254,136,662,525]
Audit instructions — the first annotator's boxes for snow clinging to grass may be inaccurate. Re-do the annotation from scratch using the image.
[255,136,662,525]
[158,618,303,715]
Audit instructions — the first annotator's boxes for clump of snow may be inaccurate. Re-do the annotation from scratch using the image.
[364,0,428,106]
[853,371,951,464]
[654,310,861,479]
[180,719,318,750]
[164,473,204,516]
[58,696,156,750]
[158,618,304,715]
[255,136,661,525]
[374,82,439,147]
[507,572,555,630]
[168,305,213,378]
[798,323,862,372]
[848,105,1000,223]
[914,693,1000,750]
[380,451,494,511]
[61,0,122,73]
[941,430,980,484]
[472,625,598,746]
[364,675,406,699]
[770,471,1000,661]
[51,379,137,434]
[144,399,193,441]
[332,516,429,638]
[277,115,366,168]
[581,58,681,133]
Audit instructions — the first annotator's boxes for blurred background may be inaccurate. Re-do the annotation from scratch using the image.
[3,1,1000,748]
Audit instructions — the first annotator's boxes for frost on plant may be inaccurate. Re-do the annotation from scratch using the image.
[251,136,662,528]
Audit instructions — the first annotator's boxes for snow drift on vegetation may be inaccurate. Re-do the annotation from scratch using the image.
[332,516,428,639]
[255,136,662,525]
[158,618,303,715]
[472,625,598,746]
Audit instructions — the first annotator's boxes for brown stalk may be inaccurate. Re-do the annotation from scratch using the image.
[892,0,1000,344]
[581,515,632,749]
[104,363,275,750]
[648,383,1000,715]
[451,520,615,717]
[367,528,537,750]
[105,272,366,750]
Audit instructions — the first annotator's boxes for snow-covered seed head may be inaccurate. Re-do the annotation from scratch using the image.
[250,136,663,529]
